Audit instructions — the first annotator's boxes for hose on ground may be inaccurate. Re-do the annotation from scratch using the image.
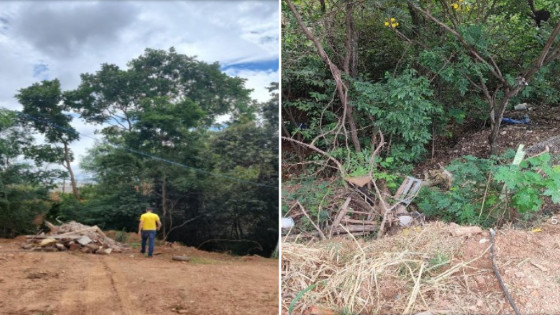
[490,228,521,315]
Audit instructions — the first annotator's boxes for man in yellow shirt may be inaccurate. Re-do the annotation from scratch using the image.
[138,207,161,257]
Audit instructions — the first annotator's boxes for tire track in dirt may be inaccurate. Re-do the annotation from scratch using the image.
[102,256,141,315]
[58,255,140,315]
[57,255,116,314]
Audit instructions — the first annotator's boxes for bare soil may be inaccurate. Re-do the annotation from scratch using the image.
[0,234,278,315]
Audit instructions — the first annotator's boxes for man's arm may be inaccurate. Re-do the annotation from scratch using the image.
[156,218,162,231]
[138,219,143,235]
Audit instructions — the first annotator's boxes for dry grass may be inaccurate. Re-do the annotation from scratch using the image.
[282,222,492,314]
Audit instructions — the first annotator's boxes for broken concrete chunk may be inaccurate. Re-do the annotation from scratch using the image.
[451,226,483,237]
[68,243,80,251]
[95,247,112,255]
[85,243,100,251]
[77,236,92,246]
[21,243,33,250]
[55,243,66,251]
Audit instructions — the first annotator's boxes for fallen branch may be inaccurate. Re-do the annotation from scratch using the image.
[297,201,327,240]
[281,136,346,177]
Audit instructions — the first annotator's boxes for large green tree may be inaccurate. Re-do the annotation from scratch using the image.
[0,109,61,237]
[16,79,81,199]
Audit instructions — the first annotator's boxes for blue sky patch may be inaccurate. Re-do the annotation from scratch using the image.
[32,63,49,80]
[221,59,278,72]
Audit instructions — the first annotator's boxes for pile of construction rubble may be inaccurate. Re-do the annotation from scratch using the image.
[21,221,126,254]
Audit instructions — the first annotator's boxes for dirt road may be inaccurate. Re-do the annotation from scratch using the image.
[0,238,278,315]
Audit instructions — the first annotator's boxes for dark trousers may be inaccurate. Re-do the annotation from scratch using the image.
[141,230,156,256]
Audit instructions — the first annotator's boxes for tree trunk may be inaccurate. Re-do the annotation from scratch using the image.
[286,0,361,152]
[161,173,167,237]
[63,142,80,200]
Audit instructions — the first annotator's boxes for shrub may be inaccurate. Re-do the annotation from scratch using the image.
[417,151,560,227]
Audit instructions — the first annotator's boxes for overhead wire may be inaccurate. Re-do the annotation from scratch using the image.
[15,111,278,189]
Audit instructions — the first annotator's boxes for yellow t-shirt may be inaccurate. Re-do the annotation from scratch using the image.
[140,212,160,231]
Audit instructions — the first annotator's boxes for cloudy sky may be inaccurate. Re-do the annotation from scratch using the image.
[0,1,279,181]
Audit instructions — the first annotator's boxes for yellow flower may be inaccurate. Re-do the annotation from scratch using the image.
[451,3,459,9]
[390,17,396,22]
[392,22,399,28]
[384,21,389,26]
[459,0,463,2]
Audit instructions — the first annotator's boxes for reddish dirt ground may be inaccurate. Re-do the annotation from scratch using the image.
[0,236,278,315]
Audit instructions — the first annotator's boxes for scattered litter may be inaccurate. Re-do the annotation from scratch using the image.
[282,217,295,229]
[514,103,528,110]
[502,115,530,125]
[398,215,414,227]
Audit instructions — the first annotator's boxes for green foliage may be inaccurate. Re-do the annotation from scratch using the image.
[283,178,336,230]
[0,109,58,237]
[495,154,560,213]
[418,152,560,226]
[354,69,441,164]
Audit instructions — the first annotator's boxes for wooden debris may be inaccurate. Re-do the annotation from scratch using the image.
[344,175,371,188]
[22,221,126,255]
[44,220,59,233]
[172,255,190,262]
[39,238,57,247]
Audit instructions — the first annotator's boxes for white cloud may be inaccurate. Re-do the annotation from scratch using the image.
[0,1,279,182]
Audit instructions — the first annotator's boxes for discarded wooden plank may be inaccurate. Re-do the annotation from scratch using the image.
[172,255,190,262]
[333,224,377,233]
[344,175,371,187]
[56,227,100,238]
[340,218,377,225]
[330,197,351,238]
[44,220,59,233]
[39,238,57,247]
